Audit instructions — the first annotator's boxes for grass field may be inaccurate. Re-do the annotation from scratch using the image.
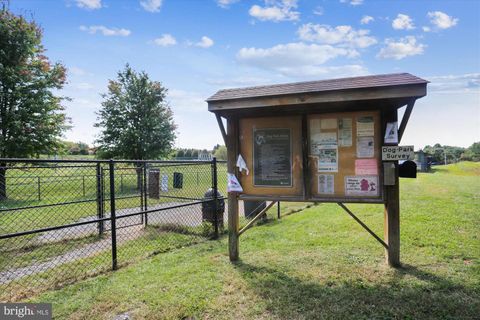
[24,162,479,319]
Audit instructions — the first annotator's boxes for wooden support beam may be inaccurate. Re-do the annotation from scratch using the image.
[238,201,276,236]
[337,203,388,249]
[383,108,401,267]
[227,117,239,261]
[215,114,228,146]
[398,99,415,143]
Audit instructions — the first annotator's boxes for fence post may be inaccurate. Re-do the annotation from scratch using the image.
[96,163,104,236]
[212,157,219,239]
[37,177,41,201]
[82,175,86,197]
[277,201,281,219]
[143,162,148,226]
[109,160,118,270]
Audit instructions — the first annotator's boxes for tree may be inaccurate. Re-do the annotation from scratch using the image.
[95,64,176,160]
[95,64,176,188]
[461,142,480,161]
[176,149,185,158]
[213,145,227,160]
[0,7,69,199]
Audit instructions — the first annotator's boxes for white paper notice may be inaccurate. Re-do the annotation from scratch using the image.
[318,146,338,172]
[310,119,321,135]
[321,118,337,130]
[384,122,399,144]
[338,118,352,147]
[236,154,249,175]
[318,174,334,194]
[311,132,337,154]
[345,176,378,196]
[357,136,374,158]
[227,173,243,193]
[161,174,168,192]
[357,116,374,137]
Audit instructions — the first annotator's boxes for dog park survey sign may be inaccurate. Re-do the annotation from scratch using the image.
[382,146,415,161]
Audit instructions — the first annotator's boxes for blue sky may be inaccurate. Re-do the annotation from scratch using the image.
[9,0,480,149]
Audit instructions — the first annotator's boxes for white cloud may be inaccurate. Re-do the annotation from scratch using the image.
[392,14,415,30]
[297,24,377,48]
[277,64,369,78]
[340,0,363,6]
[426,73,480,93]
[216,0,239,8]
[168,89,206,113]
[69,66,87,76]
[249,0,300,22]
[236,42,360,77]
[422,26,431,32]
[428,11,458,29]
[79,25,131,37]
[140,0,163,12]
[76,0,102,10]
[360,15,374,25]
[313,6,324,16]
[75,82,94,90]
[195,36,214,48]
[206,76,272,88]
[153,34,177,47]
[377,36,426,60]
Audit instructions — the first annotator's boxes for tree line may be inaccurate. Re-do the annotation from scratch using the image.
[422,142,480,164]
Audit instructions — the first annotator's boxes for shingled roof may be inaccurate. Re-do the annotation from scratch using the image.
[207,73,428,102]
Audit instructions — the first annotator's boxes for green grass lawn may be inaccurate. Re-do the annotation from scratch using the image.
[23,162,480,319]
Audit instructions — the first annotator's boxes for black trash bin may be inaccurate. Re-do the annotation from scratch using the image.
[201,188,225,227]
[244,201,266,219]
[173,172,183,189]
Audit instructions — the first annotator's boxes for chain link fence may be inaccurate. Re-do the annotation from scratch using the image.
[0,158,227,301]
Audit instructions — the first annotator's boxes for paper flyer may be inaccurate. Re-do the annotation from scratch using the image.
[338,118,352,147]
[317,146,338,172]
[321,118,337,130]
[227,173,243,193]
[357,116,374,136]
[311,132,337,154]
[357,136,374,158]
[355,159,378,175]
[161,174,169,192]
[310,118,321,135]
[345,176,378,196]
[384,122,399,144]
[318,174,334,194]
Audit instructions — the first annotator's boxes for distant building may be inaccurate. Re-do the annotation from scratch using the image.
[198,150,213,161]
[415,150,430,172]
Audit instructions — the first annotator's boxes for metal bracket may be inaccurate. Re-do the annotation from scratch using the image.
[337,203,388,249]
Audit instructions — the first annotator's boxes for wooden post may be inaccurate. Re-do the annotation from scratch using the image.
[227,116,239,261]
[383,108,400,267]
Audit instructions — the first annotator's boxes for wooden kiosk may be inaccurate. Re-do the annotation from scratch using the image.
[207,73,428,267]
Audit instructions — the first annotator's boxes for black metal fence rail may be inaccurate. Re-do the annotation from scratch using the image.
[0,158,227,301]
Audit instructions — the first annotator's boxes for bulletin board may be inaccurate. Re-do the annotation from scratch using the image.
[239,116,303,197]
[308,110,382,199]
[237,111,382,201]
